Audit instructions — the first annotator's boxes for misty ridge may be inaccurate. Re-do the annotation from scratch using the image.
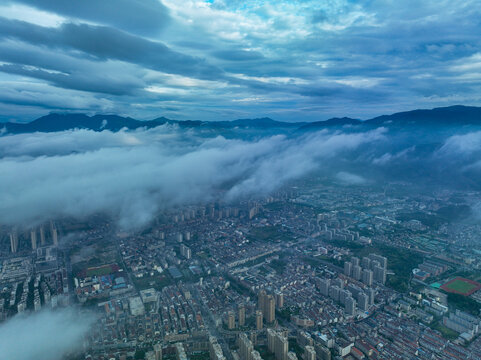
[1,105,481,230]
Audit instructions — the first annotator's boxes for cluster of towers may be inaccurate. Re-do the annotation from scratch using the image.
[344,254,387,286]
[226,303,246,330]
[226,289,284,332]
[8,221,58,253]
[267,329,298,360]
[317,276,376,315]
[209,336,225,360]
[180,244,192,259]
[257,289,283,325]
[238,333,263,360]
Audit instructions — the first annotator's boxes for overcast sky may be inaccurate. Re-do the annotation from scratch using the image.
[0,0,480,122]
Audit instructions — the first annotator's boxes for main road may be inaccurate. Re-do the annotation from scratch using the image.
[189,284,235,360]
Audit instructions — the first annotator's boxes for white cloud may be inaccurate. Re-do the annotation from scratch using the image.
[0,126,385,228]
[335,171,367,185]
[0,308,94,360]
[334,77,384,89]
[0,3,65,27]
[0,127,146,157]
[372,146,415,165]
[438,131,481,156]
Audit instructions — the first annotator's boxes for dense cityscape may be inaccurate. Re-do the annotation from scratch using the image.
[1,181,481,360]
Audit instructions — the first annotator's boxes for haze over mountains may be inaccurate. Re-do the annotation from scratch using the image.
[1,104,481,230]
[2,105,481,134]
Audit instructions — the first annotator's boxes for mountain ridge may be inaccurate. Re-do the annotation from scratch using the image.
[1,105,481,134]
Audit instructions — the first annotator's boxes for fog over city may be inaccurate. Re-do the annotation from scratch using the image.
[2,121,481,229]
[0,125,387,228]
[0,308,94,360]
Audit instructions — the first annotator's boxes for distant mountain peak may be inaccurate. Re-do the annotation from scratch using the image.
[299,116,361,130]
[230,117,295,127]
[368,105,481,126]
[1,105,481,134]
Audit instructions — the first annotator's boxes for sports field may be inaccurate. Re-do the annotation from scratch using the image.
[441,277,481,296]
[86,264,119,277]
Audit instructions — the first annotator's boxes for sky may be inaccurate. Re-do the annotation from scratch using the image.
[0,0,480,122]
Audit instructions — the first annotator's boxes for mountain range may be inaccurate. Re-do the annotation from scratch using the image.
[1,105,481,134]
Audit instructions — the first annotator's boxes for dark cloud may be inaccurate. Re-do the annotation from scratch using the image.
[0,79,116,113]
[0,62,139,95]
[0,18,224,81]
[0,0,480,121]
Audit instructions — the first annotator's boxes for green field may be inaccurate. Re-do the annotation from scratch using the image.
[444,279,478,294]
[431,321,459,340]
[86,264,116,277]
[133,274,171,291]
[248,225,293,243]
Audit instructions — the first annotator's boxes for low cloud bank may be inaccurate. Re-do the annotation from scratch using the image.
[335,171,367,185]
[3,125,481,229]
[0,125,386,228]
[0,308,94,360]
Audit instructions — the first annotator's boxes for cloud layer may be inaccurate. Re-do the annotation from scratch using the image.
[3,123,481,228]
[0,125,386,228]
[0,308,94,360]
[0,0,480,122]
